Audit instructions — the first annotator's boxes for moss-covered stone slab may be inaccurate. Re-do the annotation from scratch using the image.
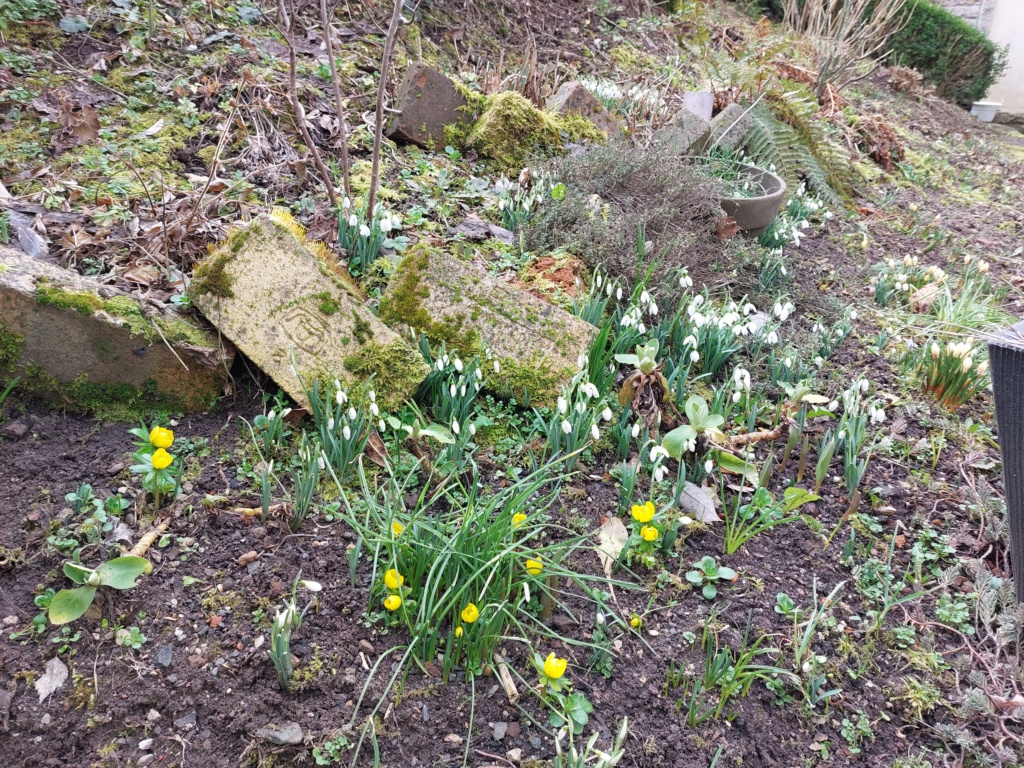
[709,103,753,152]
[546,82,623,138]
[379,246,596,404]
[387,63,474,149]
[189,217,428,410]
[656,110,712,156]
[0,245,231,413]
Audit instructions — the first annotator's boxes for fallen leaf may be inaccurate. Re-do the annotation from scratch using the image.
[596,516,628,578]
[35,657,68,703]
[715,215,740,241]
[209,616,223,629]
[60,106,100,144]
[677,482,721,523]
[990,694,1024,710]
[364,429,391,468]
[894,534,906,549]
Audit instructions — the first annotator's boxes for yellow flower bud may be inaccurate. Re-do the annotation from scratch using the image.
[149,426,174,449]
[383,594,402,611]
[461,603,479,624]
[630,615,642,629]
[391,521,404,536]
[151,448,173,470]
[512,513,527,528]
[525,559,543,576]
[640,525,659,542]
[455,626,463,638]
[384,569,404,591]
[543,652,567,680]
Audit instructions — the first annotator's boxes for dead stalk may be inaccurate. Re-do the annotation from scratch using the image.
[319,0,351,198]
[279,0,339,209]
[129,522,169,558]
[493,654,520,703]
[366,0,403,219]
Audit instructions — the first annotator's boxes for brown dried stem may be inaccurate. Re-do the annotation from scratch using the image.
[366,0,403,219]
[319,0,351,198]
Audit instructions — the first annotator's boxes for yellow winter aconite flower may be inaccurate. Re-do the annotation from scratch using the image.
[631,501,655,523]
[461,603,479,623]
[151,448,173,470]
[455,626,463,638]
[384,594,402,611]
[525,559,543,576]
[640,525,659,542]
[512,513,527,527]
[543,653,567,680]
[391,521,404,536]
[149,426,174,449]
[384,569,404,591]
[630,615,642,629]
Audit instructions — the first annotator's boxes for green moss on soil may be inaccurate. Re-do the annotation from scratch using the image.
[467,92,563,174]
[494,355,564,405]
[343,338,430,411]
[0,323,25,376]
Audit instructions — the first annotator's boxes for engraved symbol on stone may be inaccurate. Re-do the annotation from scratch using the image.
[280,306,328,356]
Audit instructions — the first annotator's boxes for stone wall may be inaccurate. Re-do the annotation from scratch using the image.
[930,0,996,32]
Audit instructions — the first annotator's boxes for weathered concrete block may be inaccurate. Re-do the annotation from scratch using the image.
[379,246,596,404]
[387,63,474,149]
[546,81,623,138]
[655,111,712,155]
[189,216,428,410]
[0,246,230,411]
[682,91,714,122]
[709,103,753,152]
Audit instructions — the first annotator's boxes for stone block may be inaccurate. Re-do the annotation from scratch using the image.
[546,81,623,138]
[387,63,474,149]
[655,110,712,155]
[189,216,428,410]
[682,91,714,122]
[379,246,596,404]
[0,246,230,411]
[709,103,753,152]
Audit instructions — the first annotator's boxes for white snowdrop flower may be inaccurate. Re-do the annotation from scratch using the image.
[348,407,357,421]
[368,390,375,403]
[469,423,476,436]
[596,274,603,289]
[474,382,481,392]
[443,354,450,366]
[733,324,746,337]
[870,406,885,424]
[616,287,623,301]
[267,410,276,422]
[343,197,351,210]
[591,424,600,441]
[577,353,588,369]
[317,456,326,470]
[561,419,572,434]
[745,320,758,334]
[449,384,457,398]
[327,417,335,431]
[378,419,386,432]
[800,220,810,230]
[654,465,668,482]
[452,420,460,435]
[815,356,824,367]
[498,199,507,211]
[602,407,613,422]
[781,265,788,276]
[860,379,870,394]
[743,303,756,316]
[557,396,568,414]
[460,385,466,398]
[824,211,834,220]
[576,401,586,414]
[583,382,600,399]
[828,400,838,411]
[784,357,792,368]
[838,430,847,441]
[766,331,779,345]
[631,422,641,438]
[494,360,501,374]
[379,217,391,234]
[850,310,858,321]
[690,350,700,363]
[683,335,697,347]
[693,294,705,307]
[282,408,292,418]
[704,459,714,474]
[454,358,463,373]
[359,224,371,238]
[475,368,483,380]
[342,425,351,440]
[606,284,613,297]
[692,313,705,329]
[638,322,646,335]
[733,368,751,390]
[650,446,670,462]
[348,214,358,227]
[732,390,741,403]
[370,403,379,417]
[640,291,650,305]
[436,359,445,372]
[649,302,658,316]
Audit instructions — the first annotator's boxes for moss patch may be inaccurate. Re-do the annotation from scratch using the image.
[343,338,430,411]
[494,355,564,405]
[35,284,103,315]
[467,92,563,174]
[315,292,341,316]
[0,323,25,376]
[190,244,237,299]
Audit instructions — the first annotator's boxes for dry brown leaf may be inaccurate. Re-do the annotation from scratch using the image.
[596,516,628,579]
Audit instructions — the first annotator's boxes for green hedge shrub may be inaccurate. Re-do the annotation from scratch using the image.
[887,0,1007,106]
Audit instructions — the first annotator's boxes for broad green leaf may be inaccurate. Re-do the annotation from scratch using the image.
[63,562,94,585]
[613,354,639,366]
[781,487,821,513]
[711,450,759,485]
[685,396,710,426]
[96,556,151,589]
[662,425,697,459]
[702,583,717,600]
[418,425,455,444]
[718,566,737,581]
[685,570,703,585]
[48,587,97,625]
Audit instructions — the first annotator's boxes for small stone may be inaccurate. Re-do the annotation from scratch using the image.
[506,748,523,763]
[358,640,374,654]
[147,709,161,722]
[41,714,51,725]
[529,736,542,749]
[138,755,155,767]
[421,703,429,722]
[387,63,474,149]
[493,721,508,741]
[2,616,18,626]
[506,721,521,739]
[255,721,304,746]
[138,738,154,750]
[1,419,29,440]
[237,550,258,567]
[173,711,196,729]
[444,733,463,744]
[154,645,173,668]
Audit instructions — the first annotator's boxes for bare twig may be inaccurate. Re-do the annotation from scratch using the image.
[320,0,352,198]
[366,0,403,218]
[279,0,339,209]
[493,654,520,703]
[129,522,169,558]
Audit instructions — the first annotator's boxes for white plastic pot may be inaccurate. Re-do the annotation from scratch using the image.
[971,101,1002,123]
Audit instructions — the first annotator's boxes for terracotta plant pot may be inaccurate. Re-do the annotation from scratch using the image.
[719,163,787,237]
